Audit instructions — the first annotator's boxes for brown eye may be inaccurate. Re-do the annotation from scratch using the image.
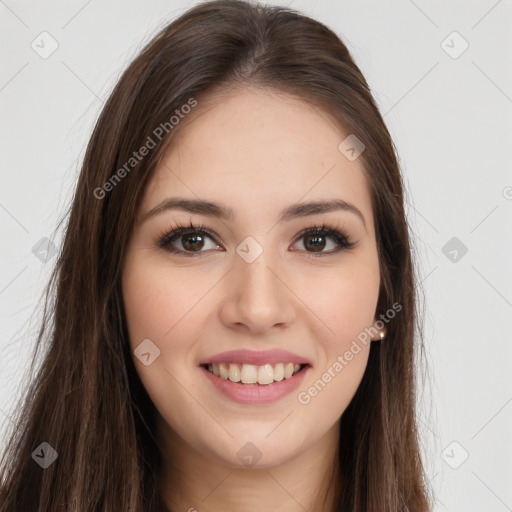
[157,222,356,258]
[303,233,327,252]
[180,232,206,252]
[292,225,356,256]
[158,223,222,256]
[161,229,220,253]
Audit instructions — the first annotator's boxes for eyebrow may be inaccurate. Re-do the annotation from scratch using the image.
[141,197,367,229]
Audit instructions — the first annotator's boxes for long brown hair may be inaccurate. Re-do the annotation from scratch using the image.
[0,1,432,510]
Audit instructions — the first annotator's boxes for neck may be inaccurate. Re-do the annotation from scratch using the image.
[156,419,341,512]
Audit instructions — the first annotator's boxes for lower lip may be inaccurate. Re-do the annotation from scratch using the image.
[200,365,310,405]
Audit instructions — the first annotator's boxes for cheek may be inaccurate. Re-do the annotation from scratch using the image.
[123,268,171,349]
[309,257,381,347]
[294,258,379,411]
[122,255,204,355]
[121,255,210,432]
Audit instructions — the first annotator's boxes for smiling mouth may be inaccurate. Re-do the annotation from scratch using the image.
[201,362,308,385]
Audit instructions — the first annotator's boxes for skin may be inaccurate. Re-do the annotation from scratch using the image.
[122,85,385,512]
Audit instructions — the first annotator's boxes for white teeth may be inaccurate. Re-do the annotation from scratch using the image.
[219,363,229,379]
[273,363,284,381]
[228,363,241,382]
[206,362,304,384]
[257,364,274,385]
[241,364,258,384]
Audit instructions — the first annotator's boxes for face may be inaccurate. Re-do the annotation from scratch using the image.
[122,86,382,470]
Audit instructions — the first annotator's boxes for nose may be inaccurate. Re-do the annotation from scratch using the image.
[218,249,297,335]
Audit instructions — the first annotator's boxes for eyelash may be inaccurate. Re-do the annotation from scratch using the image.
[156,220,357,258]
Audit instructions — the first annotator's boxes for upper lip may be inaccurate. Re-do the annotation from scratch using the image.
[198,349,311,366]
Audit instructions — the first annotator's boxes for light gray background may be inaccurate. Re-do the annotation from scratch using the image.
[1,1,511,510]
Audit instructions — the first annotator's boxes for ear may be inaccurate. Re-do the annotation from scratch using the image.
[369,316,387,341]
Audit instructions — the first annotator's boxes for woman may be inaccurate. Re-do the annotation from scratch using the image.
[0,1,432,510]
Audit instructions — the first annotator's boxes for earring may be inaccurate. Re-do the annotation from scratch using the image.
[379,331,385,342]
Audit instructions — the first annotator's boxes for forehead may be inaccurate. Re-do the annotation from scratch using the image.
[140,86,373,227]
